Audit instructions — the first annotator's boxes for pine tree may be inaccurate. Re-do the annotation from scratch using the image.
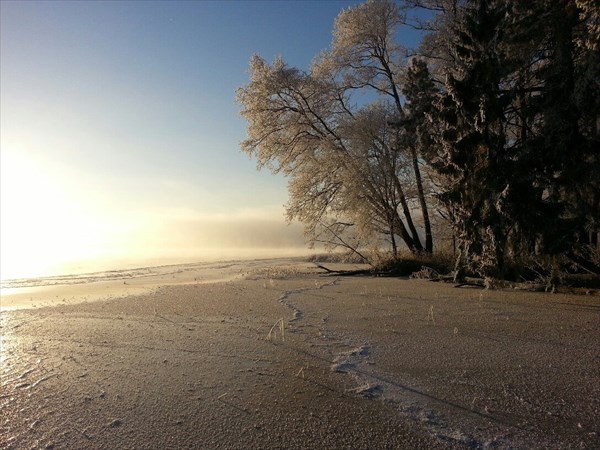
[507,0,600,270]
[435,0,514,278]
[432,0,599,277]
[536,0,600,270]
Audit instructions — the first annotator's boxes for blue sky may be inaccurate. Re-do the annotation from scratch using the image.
[0,0,427,278]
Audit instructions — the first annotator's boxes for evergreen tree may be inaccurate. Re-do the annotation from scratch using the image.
[435,0,513,278]
[538,0,600,269]
[507,0,600,270]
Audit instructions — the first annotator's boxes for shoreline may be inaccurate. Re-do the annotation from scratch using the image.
[0,257,346,311]
[2,260,599,449]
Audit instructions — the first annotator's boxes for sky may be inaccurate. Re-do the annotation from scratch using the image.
[0,0,426,279]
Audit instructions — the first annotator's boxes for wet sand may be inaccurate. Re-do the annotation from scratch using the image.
[1,261,599,449]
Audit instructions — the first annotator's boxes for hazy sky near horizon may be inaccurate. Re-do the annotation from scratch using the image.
[1,0,426,278]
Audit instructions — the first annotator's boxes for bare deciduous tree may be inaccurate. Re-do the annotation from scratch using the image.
[237,0,434,258]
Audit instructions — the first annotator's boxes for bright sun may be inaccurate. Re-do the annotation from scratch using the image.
[0,152,109,280]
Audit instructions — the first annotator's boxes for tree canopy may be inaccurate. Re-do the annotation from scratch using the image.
[237,0,433,259]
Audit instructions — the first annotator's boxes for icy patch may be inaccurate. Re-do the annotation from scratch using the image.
[331,345,370,373]
[348,383,383,399]
[331,362,354,373]
[325,336,511,448]
[330,345,385,400]
[277,278,339,325]
[278,290,305,323]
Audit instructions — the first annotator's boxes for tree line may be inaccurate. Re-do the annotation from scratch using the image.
[237,0,599,280]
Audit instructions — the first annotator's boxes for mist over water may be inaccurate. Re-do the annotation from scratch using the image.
[1,215,311,284]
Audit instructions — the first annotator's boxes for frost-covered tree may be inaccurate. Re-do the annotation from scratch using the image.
[237,0,434,258]
[427,0,600,277]
[529,0,600,270]
[433,0,514,278]
[493,0,600,270]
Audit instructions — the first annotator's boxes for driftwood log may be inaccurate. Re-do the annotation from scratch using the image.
[314,264,377,277]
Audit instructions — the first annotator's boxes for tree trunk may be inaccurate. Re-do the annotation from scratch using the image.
[393,210,419,253]
[392,174,424,252]
[390,228,398,257]
[411,148,433,253]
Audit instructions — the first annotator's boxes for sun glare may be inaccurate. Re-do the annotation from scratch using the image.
[0,152,110,280]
